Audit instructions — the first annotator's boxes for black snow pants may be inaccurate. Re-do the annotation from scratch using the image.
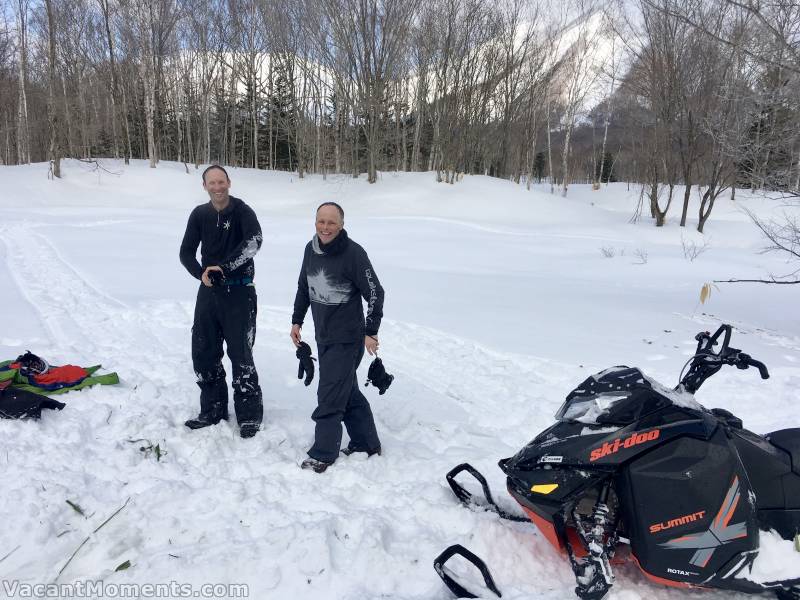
[191,284,263,426]
[308,341,381,463]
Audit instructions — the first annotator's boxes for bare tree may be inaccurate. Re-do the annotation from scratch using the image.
[1,0,795,206]
[14,0,30,164]
[315,0,418,183]
[557,0,605,196]
[43,0,60,176]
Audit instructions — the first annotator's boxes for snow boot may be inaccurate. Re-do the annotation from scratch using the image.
[239,421,260,438]
[301,457,332,473]
[184,409,228,430]
[341,445,382,457]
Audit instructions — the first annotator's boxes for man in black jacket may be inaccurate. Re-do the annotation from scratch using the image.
[291,202,384,472]
[179,165,264,438]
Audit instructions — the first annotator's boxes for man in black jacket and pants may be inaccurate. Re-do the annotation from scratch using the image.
[180,165,263,438]
[291,202,384,472]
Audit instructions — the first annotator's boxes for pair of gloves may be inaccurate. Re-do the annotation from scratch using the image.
[295,342,393,395]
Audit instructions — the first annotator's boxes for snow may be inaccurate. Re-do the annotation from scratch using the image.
[0,158,799,599]
[642,374,704,411]
[741,530,800,584]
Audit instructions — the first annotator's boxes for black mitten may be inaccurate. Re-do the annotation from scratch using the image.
[365,357,394,395]
[208,270,225,286]
[296,342,316,386]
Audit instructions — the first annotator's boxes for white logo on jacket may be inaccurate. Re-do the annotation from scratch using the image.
[308,268,353,305]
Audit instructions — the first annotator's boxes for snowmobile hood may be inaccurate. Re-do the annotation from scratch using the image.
[501,420,626,472]
[554,366,702,426]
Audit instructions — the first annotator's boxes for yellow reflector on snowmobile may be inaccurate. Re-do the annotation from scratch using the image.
[531,484,559,494]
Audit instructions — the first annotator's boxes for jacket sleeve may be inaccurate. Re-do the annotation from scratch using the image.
[291,247,310,326]
[221,204,263,274]
[352,247,384,336]
[179,208,204,280]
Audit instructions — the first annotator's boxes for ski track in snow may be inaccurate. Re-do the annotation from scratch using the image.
[1,164,797,600]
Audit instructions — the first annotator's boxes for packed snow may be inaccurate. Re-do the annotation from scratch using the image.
[1,159,799,600]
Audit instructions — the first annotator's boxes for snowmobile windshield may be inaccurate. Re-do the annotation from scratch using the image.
[555,366,702,426]
[555,391,633,424]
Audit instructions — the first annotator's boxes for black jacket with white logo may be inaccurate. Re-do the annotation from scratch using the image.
[179,196,263,281]
[292,230,384,344]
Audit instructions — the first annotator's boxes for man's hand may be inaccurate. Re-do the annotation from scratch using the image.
[202,266,224,287]
[290,324,302,348]
[365,335,379,356]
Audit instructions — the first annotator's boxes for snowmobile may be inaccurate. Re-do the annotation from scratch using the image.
[435,325,800,599]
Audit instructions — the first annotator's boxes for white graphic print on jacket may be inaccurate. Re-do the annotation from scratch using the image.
[308,268,353,305]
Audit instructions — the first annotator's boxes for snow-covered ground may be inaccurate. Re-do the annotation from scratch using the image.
[0,159,798,600]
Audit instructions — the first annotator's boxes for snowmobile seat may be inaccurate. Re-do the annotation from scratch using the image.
[767,428,800,475]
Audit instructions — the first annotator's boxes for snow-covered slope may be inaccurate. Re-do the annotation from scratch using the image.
[0,159,798,599]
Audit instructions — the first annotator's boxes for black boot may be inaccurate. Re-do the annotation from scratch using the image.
[187,368,229,430]
[239,421,260,438]
[185,413,228,429]
[301,457,333,473]
[341,445,382,457]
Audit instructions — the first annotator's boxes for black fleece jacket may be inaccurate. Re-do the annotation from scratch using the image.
[292,230,384,344]
[179,196,263,281]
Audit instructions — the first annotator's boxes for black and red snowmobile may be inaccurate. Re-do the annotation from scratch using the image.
[435,325,800,599]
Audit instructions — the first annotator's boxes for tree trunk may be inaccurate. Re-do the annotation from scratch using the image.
[546,92,553,194]
[141,60,156,168]
[44,0,60,177]
[561,121,573,197]
[250,66,258,168]
[697,188,713,233]
[16,0,30,164]
[794,142,800,192]
[60,74,74,157]
[228,64,237,166]
[100,0,120,160]
[121,82,132,164]
[411,66,425,171]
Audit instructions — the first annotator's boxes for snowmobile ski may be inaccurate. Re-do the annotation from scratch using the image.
[434,544,501,598]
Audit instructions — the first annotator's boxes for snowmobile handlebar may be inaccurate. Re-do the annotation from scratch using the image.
[680,325,769,393]
[693,325,732,356]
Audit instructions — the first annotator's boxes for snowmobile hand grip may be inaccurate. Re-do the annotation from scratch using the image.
[749,358,769,379]
[434,544,502,598]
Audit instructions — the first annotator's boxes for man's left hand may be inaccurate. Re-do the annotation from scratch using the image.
[365,335,379,356]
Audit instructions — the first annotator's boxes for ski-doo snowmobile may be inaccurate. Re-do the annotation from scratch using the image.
[435,325,800,599]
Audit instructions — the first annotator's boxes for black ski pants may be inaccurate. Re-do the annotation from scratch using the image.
[308,341,380,463]
[191,284,263,425]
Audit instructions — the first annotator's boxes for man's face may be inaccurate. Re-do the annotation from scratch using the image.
[203,168,231,205]
[316,205,343,244]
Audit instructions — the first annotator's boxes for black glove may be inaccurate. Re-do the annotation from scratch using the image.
[365,357,394,395]
[208,270,225,286]
[296,342,316,386]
